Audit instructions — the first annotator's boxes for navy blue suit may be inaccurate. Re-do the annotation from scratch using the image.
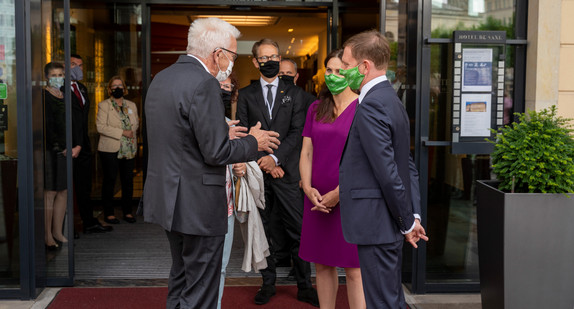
[339,79,421,308]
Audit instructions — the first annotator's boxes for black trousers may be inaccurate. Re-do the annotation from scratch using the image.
[259,178,312,289]
[165,230,225,309]
[358,240,406,309]
[99,151,134,217]
[73,153,98,227]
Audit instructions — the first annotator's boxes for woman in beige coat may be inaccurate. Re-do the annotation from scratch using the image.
[96,76,139,224]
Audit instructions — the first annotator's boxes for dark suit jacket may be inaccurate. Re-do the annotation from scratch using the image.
[236,79,311,183]
[143,55,258,236]
[71,81,91,156]
[339,80,421,245]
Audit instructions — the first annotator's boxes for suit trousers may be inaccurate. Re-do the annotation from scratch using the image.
[258,179,312,289]
[357,240,406,309]
[165,230,225,309]
[73,153,98,227]
[99,151,134,217]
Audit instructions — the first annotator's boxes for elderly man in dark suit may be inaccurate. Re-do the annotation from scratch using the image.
[69,54,112,235]
[142,18,280,309]
[339,30,428,308]
[236,38,318,307]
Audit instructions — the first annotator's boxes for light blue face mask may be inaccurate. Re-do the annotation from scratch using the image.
[49,76,64,89]
[70,66,83,81]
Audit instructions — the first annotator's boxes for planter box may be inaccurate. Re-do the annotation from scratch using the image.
[476,180,574,309]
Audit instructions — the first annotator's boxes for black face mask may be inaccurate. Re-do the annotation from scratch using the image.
[111,88,124,99]
[279,74,295,85]
[221,90,232,119]
[258,60,280,78]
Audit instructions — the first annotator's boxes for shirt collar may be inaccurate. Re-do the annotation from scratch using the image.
[187,54,210,73]
[260,76,279,88]
[358,75,388,104]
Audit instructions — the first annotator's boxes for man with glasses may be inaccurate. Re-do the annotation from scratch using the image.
[237,38,318,307]
[142,19,280,309]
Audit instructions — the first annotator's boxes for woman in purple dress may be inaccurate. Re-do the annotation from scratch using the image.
[299,49,365,309]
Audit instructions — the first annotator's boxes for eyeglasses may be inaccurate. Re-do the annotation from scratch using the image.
[214,47,239,62]
[256,54,280,62]
[220,83,234,91]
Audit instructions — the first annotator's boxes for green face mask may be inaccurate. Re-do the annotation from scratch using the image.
[324,73,349,95]
[339,64,365,91]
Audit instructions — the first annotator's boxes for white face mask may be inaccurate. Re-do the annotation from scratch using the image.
[215,51,234,82]
[49,76,64,89]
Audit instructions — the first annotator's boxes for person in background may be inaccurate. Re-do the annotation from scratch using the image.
[299,49,366,309]
[237,38,318,307]
[338,30,428,308]
[43,61,68,250]
[96,76,139,224]
[142,18,280,309]
[217,74,247,309]
[69,54,112,234]
[279,58,299,85]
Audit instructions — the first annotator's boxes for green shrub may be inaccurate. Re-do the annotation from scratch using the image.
[489,106,574,193]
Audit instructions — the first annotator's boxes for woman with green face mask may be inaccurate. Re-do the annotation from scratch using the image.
[299,49,366,309]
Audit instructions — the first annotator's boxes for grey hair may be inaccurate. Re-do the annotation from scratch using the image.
[281,58,298,72]
[186,18,241,58]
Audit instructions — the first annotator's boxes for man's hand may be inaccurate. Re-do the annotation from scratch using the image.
[227,120,248,140]
[249,122,280,153]
[232,163,246,177]
[257,155,276,172]
[63,145,82,159]
[405,219,429,248]
[320,187,339,208]
[269,166,285,179]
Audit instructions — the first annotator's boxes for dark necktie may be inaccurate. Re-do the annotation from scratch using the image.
[266,84,274,119]
[72,83,83,105]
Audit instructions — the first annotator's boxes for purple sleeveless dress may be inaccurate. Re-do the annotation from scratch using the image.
[299,99,360,268]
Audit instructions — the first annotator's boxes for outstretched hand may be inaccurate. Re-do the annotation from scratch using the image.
[249,122,280,153]
[227,120,248,140]
[405,219,429,248]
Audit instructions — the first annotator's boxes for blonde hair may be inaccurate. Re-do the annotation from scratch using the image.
[107,76,128,97]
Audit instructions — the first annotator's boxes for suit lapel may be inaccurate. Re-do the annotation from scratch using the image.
[254,83,271,127]
[340,100,359,166]
[271,81,286,121]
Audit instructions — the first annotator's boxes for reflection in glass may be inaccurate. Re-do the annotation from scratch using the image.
[431,0,516,39]
[426,30,517,284]
[0,0,19,289]
[43,62,68,252]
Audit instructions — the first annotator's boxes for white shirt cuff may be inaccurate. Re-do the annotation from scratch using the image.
[269,154,279,166]
[401,214,420,235]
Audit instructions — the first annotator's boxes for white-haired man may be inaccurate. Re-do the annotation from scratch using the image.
[142,18,280,309]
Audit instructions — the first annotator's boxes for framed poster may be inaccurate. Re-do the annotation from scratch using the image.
[460,93,491,137]
[462,48,492,92]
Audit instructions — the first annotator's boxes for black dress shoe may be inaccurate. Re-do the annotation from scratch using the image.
[84,224,113,234]
[45,244,59,251]
[123,215,136,223]
[104,217,120,224]
[297,287,319,307]
[254,285,276,305]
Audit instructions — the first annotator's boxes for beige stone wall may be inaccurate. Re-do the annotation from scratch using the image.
[558,0,574,119]
[526,0,574,120]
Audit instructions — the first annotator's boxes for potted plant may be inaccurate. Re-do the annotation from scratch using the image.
[477,106,574,309]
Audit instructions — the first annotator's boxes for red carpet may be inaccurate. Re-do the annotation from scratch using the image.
[48,285,349,308]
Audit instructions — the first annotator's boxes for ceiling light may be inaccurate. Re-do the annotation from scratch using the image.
[286,50,290,55]
[288,45,291,49]
[191,15,279,26]
[291,37,295,44]
[288,28,294,32]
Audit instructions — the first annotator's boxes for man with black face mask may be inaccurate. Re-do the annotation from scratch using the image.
[69,54,113,235]
[237,38,318,307]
